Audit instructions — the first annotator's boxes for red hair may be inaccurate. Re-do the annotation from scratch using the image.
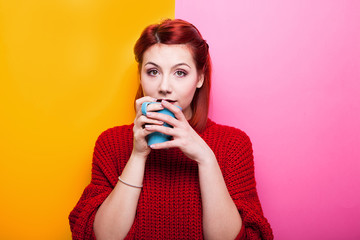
[134,19,212,132]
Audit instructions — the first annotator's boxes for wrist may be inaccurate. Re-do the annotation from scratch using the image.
[196,149,217,167]
[130,150,148,163]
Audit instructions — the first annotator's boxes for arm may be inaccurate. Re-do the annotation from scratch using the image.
[197,149,243,240]
[69,128,145,240]
[93,152,146,240]
[146,100,243,240]
[69,128,119,240]
[93,96,164,240]
[223,132,273,240]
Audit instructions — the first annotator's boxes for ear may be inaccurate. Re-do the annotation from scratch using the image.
[196,73,205,88]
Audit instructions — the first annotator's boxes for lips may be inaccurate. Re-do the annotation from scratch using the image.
[156,99,176,103]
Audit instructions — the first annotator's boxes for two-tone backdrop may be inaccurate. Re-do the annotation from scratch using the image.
[1,0,359,239]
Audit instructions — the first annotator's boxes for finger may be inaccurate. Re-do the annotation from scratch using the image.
[134,116,164,131]
[144,124,176,137]
[149,139,178,150]
[134,125,157,140]
[161,100,186,121]
[135,96,157,114]
[146,111,178,128]
[138,115,164,126]
[136,102,165,120]
[146,102,164,112]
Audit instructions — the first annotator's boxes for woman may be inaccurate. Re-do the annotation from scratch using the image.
[69,19,273,240]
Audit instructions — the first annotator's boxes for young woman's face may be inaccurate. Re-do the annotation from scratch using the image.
[140,43,204,120]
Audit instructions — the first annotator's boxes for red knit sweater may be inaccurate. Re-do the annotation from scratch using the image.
[69,119,273,239]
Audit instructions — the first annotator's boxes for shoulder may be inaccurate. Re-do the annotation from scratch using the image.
[93,124,134,153]
[204,119,252,147]
[92,124,134,171]
[96,124,133,143]
[206,120,255,174]
[99,124,133,137]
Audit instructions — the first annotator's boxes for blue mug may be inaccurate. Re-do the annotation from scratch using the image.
[141,102,182,145]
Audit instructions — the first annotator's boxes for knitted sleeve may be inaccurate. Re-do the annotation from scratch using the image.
[69,128,120,240]
[222,128,273,240]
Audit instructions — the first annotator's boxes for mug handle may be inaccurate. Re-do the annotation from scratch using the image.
[141,102,160,115]
[141,102,151,115]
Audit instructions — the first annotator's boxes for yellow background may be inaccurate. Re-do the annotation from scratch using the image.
[0,1,174,239]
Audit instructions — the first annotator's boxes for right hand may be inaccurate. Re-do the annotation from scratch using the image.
[132,96,165,159]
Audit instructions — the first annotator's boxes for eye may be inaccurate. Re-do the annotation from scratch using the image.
[175,70,187,77]
[147,69,159,76]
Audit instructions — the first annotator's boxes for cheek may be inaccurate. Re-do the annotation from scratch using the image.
[141,85,154,96]
[140,77,154,95]
[180,83,198,103]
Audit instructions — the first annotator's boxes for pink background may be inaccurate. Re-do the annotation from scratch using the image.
[176,0,360,239]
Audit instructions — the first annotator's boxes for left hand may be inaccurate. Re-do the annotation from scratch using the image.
[144,100,215,164]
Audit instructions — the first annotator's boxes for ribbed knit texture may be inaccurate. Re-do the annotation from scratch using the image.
[69,119,273,239]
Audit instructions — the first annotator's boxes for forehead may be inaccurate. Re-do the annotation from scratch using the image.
[142,43,195,67]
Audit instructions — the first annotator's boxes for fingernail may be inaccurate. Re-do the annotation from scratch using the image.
[145,124,152,128]
[147,112,153,117]
[153,98,157,102]
[149,144,155,149]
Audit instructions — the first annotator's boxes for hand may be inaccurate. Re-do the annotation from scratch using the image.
[144,100,215,164]
[132,96,165,159]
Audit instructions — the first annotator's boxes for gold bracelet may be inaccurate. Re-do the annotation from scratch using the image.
[118,176,143,188]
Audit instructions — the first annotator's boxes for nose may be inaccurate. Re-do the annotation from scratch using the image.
[158,75,172,95]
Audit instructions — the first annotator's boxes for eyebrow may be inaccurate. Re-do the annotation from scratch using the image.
[144,62,191,69]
